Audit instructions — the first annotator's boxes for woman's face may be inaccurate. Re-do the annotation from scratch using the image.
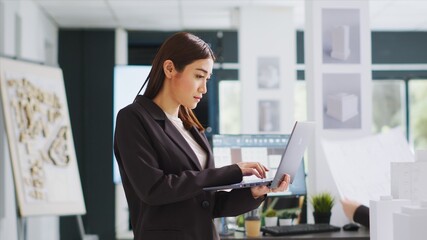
[170,58,213,109]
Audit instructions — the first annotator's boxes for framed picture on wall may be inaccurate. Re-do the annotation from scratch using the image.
[258,100,280,132]
[322,8,361,64]
[0,57,86,216]
[257,57,281,89]
[322,73,362,129]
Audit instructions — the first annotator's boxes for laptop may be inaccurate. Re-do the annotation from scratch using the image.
[203,121,315,191]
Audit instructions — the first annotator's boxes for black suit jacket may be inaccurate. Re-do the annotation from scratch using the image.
[354,205,369,228]
[114,96,265,240]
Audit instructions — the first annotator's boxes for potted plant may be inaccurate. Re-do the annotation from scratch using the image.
[236,214,245,228]
[264,208,278,227]
[278,211,297,226]
[310,192,335,224]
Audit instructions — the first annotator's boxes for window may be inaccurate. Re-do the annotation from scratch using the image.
[372,80,406,134]
[294,81,307,121]
[409,79,427,148]
[218,80,240,134]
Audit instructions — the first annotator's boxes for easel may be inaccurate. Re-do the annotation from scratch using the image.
[15,215,98,240]
[17,216,26,240]
[77,215,99,240]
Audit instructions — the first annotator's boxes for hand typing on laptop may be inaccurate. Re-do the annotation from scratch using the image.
[236,162,269,179]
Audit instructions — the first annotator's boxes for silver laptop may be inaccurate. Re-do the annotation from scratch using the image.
[203,121,315,191]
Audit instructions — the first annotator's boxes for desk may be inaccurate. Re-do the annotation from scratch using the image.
[221,228,369,240]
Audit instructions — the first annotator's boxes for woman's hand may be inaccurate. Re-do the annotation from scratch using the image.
[236,162,268,179]
[251,174,291,199]
[341,198,361,221]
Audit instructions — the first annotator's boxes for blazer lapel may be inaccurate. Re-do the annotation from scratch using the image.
[135,95,207,171]
[189,127,214,168]
[164,120,203,171]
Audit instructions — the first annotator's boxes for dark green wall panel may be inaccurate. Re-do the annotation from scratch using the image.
[58,29,115,240]
[372,32,427,64]
[128,30,238,65]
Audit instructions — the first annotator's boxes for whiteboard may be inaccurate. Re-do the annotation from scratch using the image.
[0,57,86,216]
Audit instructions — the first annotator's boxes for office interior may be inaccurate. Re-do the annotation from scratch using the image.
[1,1,427,239]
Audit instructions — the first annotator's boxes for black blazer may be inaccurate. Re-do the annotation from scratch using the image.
[114,96,265,240]
[354,205,369,228]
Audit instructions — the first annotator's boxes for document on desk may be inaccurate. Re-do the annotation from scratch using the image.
[321,128,414,206]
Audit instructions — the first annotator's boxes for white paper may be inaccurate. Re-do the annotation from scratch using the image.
[321,128,414,206]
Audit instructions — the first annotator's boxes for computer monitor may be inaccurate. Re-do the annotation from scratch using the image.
[212,134,307,196]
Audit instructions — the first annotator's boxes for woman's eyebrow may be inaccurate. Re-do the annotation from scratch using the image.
[196,68,212,77]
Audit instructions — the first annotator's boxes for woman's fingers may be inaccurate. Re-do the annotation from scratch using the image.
[251,185,270,198]
[237,162,269,178]
[250,174,291,198]
[271,174,291,192]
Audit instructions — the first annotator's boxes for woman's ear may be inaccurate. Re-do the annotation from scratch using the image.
[163,60,174,78]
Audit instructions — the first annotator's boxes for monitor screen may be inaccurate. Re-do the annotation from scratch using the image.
[212,134,307,196]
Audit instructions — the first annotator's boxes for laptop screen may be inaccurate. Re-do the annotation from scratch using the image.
[212,134,307,196]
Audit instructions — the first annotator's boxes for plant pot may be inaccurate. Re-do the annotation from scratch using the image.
[313,212,331,224]
[279,218,293,226]
[264,216,278,227]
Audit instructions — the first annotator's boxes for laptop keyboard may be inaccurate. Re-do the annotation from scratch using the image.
[261,224,341,236]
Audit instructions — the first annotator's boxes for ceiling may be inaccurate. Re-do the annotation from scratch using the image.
[33,0,427,31]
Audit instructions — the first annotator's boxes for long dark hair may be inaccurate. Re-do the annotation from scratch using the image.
[140,32,215,132]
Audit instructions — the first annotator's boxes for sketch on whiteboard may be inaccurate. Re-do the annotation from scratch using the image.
[0,57,85,216]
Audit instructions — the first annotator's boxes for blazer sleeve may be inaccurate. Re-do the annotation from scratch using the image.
[114,106,243,206]
[353,205,370,228]
[212,188,266,218]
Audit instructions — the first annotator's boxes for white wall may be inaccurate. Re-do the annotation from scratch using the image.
[0,0,59,240]
[0,0,18,57]
[0,101,18,240]
[239,6,296,134]
[0,0,58,64]
[0,1,4,54]
[305,0,372,225]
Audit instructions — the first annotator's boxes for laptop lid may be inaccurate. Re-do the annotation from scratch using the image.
[269,121,314,188]
[203,121,315,191]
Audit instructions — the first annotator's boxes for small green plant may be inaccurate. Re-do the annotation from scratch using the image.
[264,208,277,217]
[279,211,297,219]
[236,214,245,227]
[310,192,335,213]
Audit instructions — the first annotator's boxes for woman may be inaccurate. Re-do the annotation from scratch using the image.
[114,32,290,240]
